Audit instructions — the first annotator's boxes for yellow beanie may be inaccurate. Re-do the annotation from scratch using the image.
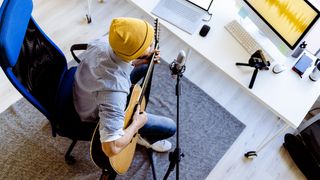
[109,17,154,62]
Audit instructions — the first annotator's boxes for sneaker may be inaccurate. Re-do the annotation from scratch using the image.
[151,140,172,152]
[137,135,172,153]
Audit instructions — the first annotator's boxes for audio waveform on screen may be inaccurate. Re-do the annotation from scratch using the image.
[264,0,310,33]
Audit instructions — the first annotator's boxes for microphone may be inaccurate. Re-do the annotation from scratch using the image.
[170,50,186,79]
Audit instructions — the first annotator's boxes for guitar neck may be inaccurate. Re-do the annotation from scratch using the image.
[137,18,159,105]
[138,42,159,104]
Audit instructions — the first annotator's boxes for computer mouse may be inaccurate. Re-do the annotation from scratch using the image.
[199,24,210,37]
[272,64,287,74]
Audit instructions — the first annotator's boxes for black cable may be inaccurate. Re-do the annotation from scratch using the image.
[305,107,320,119]
[308,107,320,114]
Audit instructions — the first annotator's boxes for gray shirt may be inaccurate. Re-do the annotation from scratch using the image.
[73,38,134,142]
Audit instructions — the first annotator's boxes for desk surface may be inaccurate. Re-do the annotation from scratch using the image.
[128,0,320,128]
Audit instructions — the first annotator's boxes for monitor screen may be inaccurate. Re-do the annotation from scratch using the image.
[187,0,213,11]
[243,0,320,50]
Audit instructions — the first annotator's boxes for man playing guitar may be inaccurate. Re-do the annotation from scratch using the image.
[73,17,176,160]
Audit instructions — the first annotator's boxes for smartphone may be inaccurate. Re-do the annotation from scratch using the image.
[292,54,313,77]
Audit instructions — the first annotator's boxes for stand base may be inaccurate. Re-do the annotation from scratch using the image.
[244,123,290,159]
[86,14,92,23]
[244,151,257,159]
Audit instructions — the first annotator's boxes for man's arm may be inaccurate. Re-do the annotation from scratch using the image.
[101,105,147,157]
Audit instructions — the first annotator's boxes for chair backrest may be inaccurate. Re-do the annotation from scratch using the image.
[0,0,69,137]
[54,66,96,140]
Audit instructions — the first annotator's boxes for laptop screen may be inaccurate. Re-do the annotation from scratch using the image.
[186,0,213,11]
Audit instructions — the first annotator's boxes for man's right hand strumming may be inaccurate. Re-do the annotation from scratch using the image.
[102,105,148,157]
[132,105,148,129]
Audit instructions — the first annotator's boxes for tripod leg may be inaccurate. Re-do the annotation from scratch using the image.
[163,148,183,180]
[249,68,258,89]
[147,149,157,180]
[235,62,251,66]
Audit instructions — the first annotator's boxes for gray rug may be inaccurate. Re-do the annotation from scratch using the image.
[0,61,245,180]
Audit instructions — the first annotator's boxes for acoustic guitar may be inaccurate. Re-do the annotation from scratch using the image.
[90,18,160,175]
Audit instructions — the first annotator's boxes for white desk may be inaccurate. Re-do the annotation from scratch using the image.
[128,0,320,129]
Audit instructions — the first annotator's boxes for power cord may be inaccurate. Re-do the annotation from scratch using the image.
[306,107,320,120]
[308,107,320,114]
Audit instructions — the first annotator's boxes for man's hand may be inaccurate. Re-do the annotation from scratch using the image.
[132,49,161,67]
[132,105,148,129]
[102,105,148,157]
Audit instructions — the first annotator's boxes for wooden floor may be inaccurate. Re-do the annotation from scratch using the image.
[0,0,310,179]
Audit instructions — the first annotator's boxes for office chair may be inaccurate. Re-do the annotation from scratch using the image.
[0,0,96,164]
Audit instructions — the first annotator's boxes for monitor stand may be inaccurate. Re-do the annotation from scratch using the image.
[231,15,297,70]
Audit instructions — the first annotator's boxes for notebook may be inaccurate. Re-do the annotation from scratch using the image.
[151,0,213,34]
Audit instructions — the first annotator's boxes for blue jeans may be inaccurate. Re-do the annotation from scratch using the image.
[131,65,176,144]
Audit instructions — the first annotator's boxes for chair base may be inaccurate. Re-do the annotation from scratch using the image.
[65,139,77,164]
[100,169,117,180]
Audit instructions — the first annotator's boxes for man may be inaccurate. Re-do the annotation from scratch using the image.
[73,17,176,157]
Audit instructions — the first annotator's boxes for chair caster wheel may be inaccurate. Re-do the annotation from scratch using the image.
[65,155,76,165]
[244,151,257,159]
[86,14,92,24]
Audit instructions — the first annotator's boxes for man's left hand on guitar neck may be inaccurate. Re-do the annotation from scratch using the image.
[131,49,160,67]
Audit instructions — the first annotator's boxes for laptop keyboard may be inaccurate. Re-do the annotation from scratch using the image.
[151,0,204,34]
[164,0,202,22]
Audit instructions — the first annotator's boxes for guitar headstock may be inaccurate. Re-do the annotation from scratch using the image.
[154,18,160,48]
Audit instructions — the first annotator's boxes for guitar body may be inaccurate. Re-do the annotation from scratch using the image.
[90,84,146,174]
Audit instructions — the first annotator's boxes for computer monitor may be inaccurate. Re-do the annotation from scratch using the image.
[186,0,213,11]
[238,0,320,54]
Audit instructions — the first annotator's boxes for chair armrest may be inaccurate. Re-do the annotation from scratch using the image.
[70,44,88,63]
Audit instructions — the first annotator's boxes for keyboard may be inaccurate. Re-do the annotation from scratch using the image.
[225,20,274,63]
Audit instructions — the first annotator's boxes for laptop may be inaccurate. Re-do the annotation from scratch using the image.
[151,0,213,34]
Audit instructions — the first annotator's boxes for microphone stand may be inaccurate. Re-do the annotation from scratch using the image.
[164,63,186,180]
